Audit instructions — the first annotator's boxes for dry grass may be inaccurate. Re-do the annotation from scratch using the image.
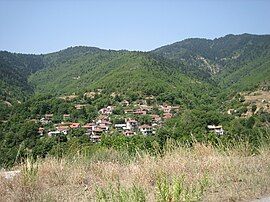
[1,143,270,201]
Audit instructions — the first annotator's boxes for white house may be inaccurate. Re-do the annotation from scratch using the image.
[207,125,224,135]
[115,124,127,130]
[99,106,114,115]
[139,124,153,135]
[126,119,138,130]
[48,131,61,136]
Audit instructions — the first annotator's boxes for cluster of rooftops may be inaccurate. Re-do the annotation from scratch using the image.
[38,98,225,142]
[38,100,181,142]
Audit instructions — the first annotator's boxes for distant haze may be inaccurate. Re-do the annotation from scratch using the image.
[0,0,270,54]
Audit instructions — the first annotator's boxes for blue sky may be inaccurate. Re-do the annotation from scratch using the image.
[0,0,270,54]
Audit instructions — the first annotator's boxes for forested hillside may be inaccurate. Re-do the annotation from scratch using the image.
[0,34,269,169]
[29,47,123,95]
[0,51,44,103]
[29,49,211,105]
[1,34,269,103]
[153,34,270,90]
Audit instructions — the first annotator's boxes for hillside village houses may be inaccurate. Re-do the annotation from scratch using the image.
[75,104,87,110]
[121,100,130,106]
[99,106,114,115]
[207,125,224,135]
[139,124,154,135]
[63,114,70,120]
[38,97,189,142]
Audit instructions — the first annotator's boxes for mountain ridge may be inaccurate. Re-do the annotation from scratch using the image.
[0,33,269,104]
[152,33,270,89]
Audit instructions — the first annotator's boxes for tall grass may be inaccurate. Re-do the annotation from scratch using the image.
[156,174,209,202]
[95,180,146,202]
[1,140,270,201]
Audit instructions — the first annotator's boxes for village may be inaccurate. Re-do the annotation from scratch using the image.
[37,95,182,142]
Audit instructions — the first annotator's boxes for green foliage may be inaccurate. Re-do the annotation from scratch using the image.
[0,51,45,103]
[156,174,209,202]
[95,181,146,202]
[0,34,270,169]
[22,154,39,186]
[101,134,159,154]
[153,34,270,91]
[28,50,211,109]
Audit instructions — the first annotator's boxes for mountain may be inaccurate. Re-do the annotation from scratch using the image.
[29,47,125,95]
[0,34,270,170]
[1,33,270,106]
[0,51,44,103]
[152,34,270,90]
[28,48,210,107]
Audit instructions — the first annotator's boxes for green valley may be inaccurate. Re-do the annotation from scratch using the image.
[0,33,269,170]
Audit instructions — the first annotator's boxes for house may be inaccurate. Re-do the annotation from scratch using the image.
[115,124,127,130]
[82,123,96,131]
[122,100,130,106]
[163,113,173,119]
[227,109,236,115]
[126,118,138,130]
[59,95,78,101]
[92,127,103,136]
[136,100,147,105]
[207,125,224,135]
[152,123,159,128]
[45,114,53,120]
[56,125,69,135]
[161,105,172,113]
[124,130,135,137]
[57,122,72,127]
[98,123,109,132]
[139,105,152,111]
[99,106,114,115]
[151,114,161,123]
[139,124,153,135]
[38,127,44,136]
[145,96,155,100]
[100,120,112,126]
[84,91,96,99]
[90,135,101,143]
[97,115,110,122]
[171,105,180,111]
[133,109,147,115]
[40,118,50,125]
[124,109,133,114]
[48,130,61,136]
[70,123,80,129]
[75,104,87,110]
[63,114,70,120]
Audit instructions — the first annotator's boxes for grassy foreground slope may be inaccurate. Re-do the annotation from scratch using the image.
[1,143,270,201]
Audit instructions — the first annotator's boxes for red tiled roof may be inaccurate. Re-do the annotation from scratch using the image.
[57,125,70,131]
[70,123,80,128]
[93,128,103,132]
[163,113,173,119]
[127,119,137,123]
[139,124,152,129]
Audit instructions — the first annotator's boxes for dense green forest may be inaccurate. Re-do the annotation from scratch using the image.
[0,34,269,168]
[153,33,270,90]
[0,51,45,103]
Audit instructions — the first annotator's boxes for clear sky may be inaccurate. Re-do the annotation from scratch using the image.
[0,0,270,54]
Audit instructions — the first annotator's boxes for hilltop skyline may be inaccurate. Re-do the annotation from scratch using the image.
[1,0,270,54]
